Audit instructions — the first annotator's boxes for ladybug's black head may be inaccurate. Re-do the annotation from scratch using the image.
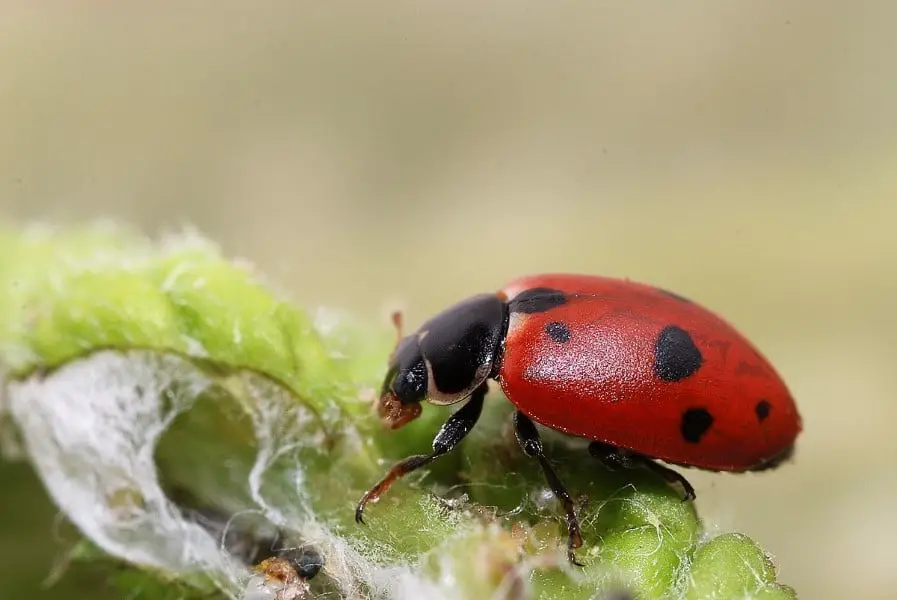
[376,293,508,429]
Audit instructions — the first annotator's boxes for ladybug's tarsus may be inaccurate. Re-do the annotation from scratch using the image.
[641,459,696,502]
[514,411,584,566]
[588,441,697,502]
[355,454,441,525]
[355,385,487,524]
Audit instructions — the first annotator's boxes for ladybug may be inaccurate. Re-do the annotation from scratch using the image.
[355,274,802,564]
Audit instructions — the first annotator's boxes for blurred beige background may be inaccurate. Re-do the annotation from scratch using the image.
[2,2,896,599]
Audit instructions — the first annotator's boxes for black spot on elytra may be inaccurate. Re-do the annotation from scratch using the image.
[680,408,714,443]
[653,325,703,381]
[657,287,692,303]
[545,321,570,343]
[508,287,567,314]
[755,399,772,422]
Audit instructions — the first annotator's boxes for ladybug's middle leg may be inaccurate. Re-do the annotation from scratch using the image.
[513,411,584,566]
[355,383,486,524]
[587,441,638,471]
[588,442,696,501]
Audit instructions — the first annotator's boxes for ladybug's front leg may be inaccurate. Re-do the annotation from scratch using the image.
[355,383,487,524]
[513,411,584,566]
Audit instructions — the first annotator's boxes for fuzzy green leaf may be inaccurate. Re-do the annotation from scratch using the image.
[0,224,799,600]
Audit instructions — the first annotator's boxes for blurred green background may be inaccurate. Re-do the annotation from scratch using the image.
[1,2,895,599]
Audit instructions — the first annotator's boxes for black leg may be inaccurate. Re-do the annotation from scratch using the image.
[587,440,636,471]
[588,441,696,501]
[355,384,486,524]
[513,411,584,566]
[641,459,696,501]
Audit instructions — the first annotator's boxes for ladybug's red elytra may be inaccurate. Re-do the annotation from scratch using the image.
[355,274,802,564]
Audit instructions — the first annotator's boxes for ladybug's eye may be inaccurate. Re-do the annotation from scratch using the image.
[393,356,428,405]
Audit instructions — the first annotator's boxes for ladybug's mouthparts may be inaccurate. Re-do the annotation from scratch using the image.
[376,391,422,430]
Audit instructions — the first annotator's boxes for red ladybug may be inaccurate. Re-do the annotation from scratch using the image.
[355,274,802,564]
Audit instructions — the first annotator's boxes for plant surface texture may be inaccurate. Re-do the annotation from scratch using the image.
[0,224,798,600]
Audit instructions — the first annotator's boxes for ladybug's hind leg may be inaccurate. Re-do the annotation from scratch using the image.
[639,458,696,501]
[588,442,696,502]
[513,411,584,566]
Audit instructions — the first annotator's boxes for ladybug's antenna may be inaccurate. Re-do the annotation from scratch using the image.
[391,310,404,345]
[387,310,405,363]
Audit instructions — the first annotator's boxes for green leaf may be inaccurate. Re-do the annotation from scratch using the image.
[51,538,225,600]
[0,223,799,599]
